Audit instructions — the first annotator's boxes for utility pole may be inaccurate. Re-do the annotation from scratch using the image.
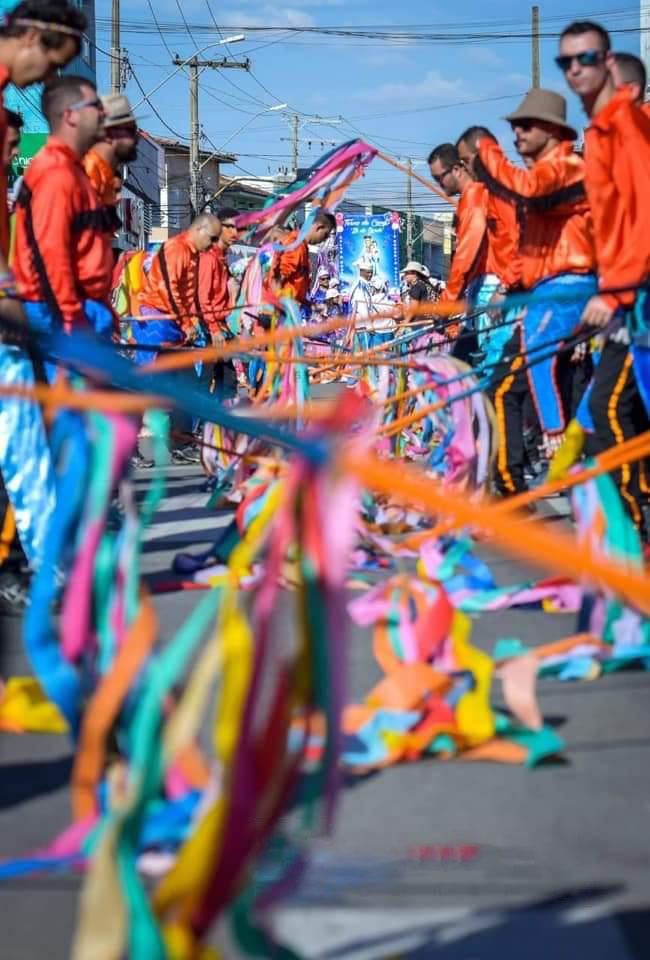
[290,114,299,178]
[111,0,121,94]
[642,1,650,99]
[282,114,341,177]
[531,5,540,88]
[173,55,249,218]
[406,157,414,260]
[189,59,201,222]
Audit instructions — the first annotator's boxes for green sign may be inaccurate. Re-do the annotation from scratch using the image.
[9,132,47,185]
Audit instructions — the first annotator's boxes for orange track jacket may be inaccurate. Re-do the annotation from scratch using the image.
[82,147,121,207]
[584,87,650,310]
[440,181,489,302]
[486,191,521,289]
[139,231,203,336]
[476,140,596,289]
[198,244,230,335]
[14,137,113,327]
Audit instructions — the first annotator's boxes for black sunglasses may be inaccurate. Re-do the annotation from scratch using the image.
[555,49,606,72]
[209,234,220,243]
[432,167,453,186]
[221,221,238,229]
[510,119,536,131]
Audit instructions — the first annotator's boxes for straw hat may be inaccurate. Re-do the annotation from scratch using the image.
[101,93,137,128]
[401,260,430,280]
[505,89,577,140]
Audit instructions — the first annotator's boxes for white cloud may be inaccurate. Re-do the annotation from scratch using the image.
[219,6,316,28]
[463,47,504,68]
[355,69,467,105]
[505,71,532,88]
[357,47,409,67]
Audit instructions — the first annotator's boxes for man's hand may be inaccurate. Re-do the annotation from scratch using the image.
[581,295,616,329]
[211,330,225,348]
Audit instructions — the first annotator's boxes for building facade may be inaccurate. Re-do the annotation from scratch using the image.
[149,136,235,239]
[119,131,165,250]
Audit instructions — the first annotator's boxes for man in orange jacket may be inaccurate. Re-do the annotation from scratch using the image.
[198,205,239,341]
[82,92,137,228]
[268,211,335,308]
[455,125,522,370]
[14,74,113,354]
[472,89,597,496]
[138,211,221,341]
[137,211,224,460]
[198,205,240,397]
[428,141,487,364]
[558,19,650,534]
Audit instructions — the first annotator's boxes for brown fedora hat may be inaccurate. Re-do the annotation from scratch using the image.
[505,88,577,140]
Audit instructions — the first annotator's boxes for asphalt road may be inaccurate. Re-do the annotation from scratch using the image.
[1,462,650,959]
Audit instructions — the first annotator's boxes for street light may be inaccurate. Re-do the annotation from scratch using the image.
[132,36,247,111]
[199,103,287,170]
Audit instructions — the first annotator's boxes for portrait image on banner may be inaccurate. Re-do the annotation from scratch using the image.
[336,211,401,299]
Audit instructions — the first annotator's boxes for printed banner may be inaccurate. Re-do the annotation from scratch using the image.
[336,211,401,298]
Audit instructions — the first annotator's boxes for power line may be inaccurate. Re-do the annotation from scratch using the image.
[93,7,649,45]
[127,59,189,140]
[146,0,175,61]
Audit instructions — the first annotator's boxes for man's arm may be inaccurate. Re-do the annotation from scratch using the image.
[477,139,579,199]
[594,97,650,311]
[442,193,488,301]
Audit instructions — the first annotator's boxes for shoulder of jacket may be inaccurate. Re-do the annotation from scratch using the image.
[25,148,78,188]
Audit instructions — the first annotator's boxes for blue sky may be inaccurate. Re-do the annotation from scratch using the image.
[94,1,642,213]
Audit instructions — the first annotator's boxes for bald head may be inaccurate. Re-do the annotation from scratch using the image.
[190,211,221,252]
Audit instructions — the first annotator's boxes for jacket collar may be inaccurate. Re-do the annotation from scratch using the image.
[46,135,84,166]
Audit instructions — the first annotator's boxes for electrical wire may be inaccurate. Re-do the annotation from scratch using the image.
[146,0,176,61]
[128,63,189,140]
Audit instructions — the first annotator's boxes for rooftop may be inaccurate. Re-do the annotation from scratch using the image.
[149,134,236,165]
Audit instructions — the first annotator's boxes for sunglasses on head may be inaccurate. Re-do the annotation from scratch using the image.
[555,49,606,72]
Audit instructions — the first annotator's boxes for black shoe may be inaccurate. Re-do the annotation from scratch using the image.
[0,570,30,617]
